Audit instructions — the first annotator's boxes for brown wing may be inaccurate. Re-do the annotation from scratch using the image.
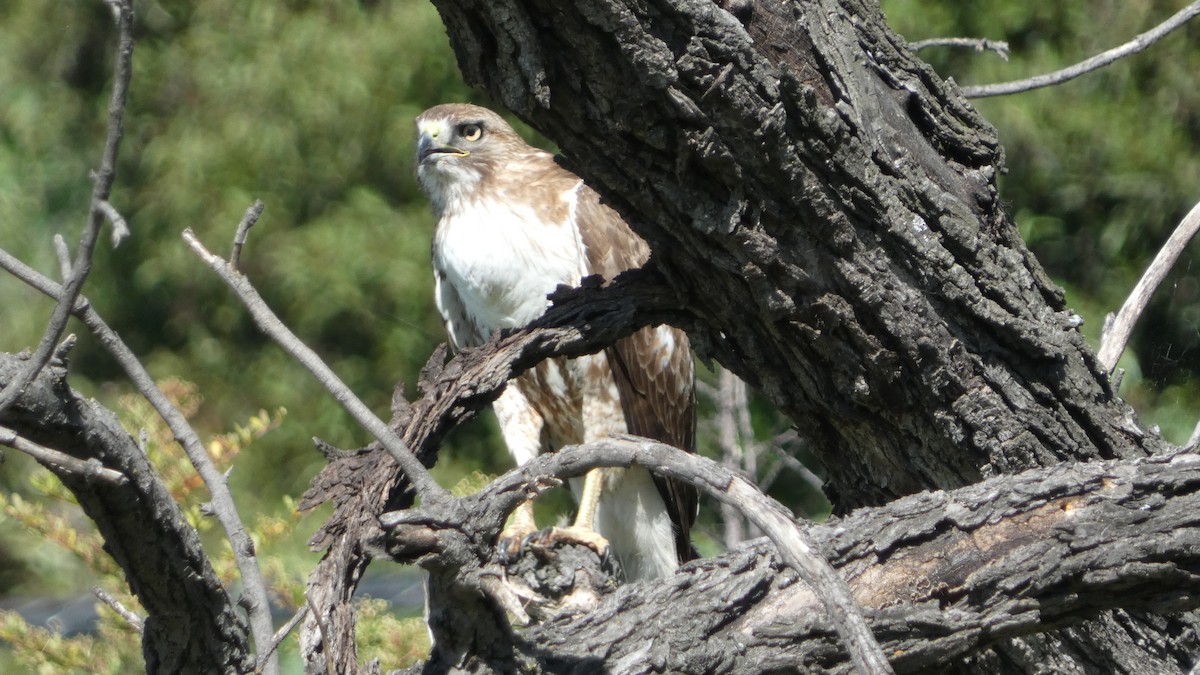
[574,185,699,563]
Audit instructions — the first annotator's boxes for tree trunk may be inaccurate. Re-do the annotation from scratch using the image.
[422,0,1192,670]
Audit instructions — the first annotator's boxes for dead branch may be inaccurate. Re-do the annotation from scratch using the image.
[294,272,691,672]
[0,0,134,416]
[962,1,1200,98]
[1098,199,1200,374]
[0,246,279,674]
[0,423,127,485]
[0,353,253,672]
[182,226,448,504]
[387,448,1200,673]
[93,587,144,633]
[383,435,893,674]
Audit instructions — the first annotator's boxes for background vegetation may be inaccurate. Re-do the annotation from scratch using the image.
[0,0,1196,669]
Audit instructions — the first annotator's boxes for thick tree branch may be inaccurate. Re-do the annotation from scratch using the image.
[389,446,1200,673]
[384,436,892,674]
[294,270,690,673]
[0,354,252,673]
[421,0,1187,671]
[0,247,279,674]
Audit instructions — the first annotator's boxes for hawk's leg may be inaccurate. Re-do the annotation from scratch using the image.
[536,467,611,557]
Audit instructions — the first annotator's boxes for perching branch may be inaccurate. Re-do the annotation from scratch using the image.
[962,1,1200,98]
[389,435,894,675]
[392,447,1200,673]
[0,0,134,415]
[0,246,280,675]
[1098,199,1200,374]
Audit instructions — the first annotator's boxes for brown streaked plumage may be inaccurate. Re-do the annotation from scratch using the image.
[415,103,696,579]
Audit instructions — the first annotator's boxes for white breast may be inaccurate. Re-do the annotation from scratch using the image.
[433,188,585,342]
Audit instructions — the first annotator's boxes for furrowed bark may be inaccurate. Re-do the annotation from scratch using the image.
[420,0,1186,671]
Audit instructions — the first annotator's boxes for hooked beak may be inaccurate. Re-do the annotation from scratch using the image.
[417,133,469,163]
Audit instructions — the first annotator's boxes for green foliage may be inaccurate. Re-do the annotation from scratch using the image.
[0,0,507,517]
[883,0,1200,441]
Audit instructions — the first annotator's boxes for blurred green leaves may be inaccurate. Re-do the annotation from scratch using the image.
[0,0,503,507]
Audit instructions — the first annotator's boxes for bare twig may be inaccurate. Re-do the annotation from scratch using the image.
[416,436,895,675]
[258,605,309,670]
[229,199,265,270]
[182,227,450,504]
[96,200,130,247]
[0,246,280,675]
[962,1,1200,98]
[0,0,135,415]
[909,37,1009,60]
[93,586,144,633]
[1098,200,1200,374]
[53,235,73,280]
[0,424,127,485]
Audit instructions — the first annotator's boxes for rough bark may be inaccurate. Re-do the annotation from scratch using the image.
[414,0,1188,672]
[0,353,252,674]
[387,449,1200,673]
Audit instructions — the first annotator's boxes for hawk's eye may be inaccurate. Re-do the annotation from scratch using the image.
[460,123,483,142]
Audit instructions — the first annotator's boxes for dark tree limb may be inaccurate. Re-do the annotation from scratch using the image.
[292,271,693,673]
[387,446,1200,673]
[0,246,280,674]
[0,354,253,673]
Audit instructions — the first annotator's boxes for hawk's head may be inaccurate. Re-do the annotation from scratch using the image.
[415,104,530,213]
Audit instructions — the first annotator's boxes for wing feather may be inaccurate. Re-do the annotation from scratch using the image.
[574,186,699,562]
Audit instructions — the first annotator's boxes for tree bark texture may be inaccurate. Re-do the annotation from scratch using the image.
[419,0,1189,671]
[0,353,252,674]
[392,450,1200,673]
[428,0,1163,502]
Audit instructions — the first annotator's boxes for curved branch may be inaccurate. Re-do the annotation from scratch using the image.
[1098,199,1200,374]
[385,435,892,674]
[390,447,1200,672]
[909,37,1009,60]
[962,1,1200,98]
[0,354,253,672]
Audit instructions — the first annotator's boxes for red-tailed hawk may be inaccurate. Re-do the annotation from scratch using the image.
[415,103,696,580]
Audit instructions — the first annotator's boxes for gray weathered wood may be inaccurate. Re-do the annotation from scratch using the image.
[0,353,253,674]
